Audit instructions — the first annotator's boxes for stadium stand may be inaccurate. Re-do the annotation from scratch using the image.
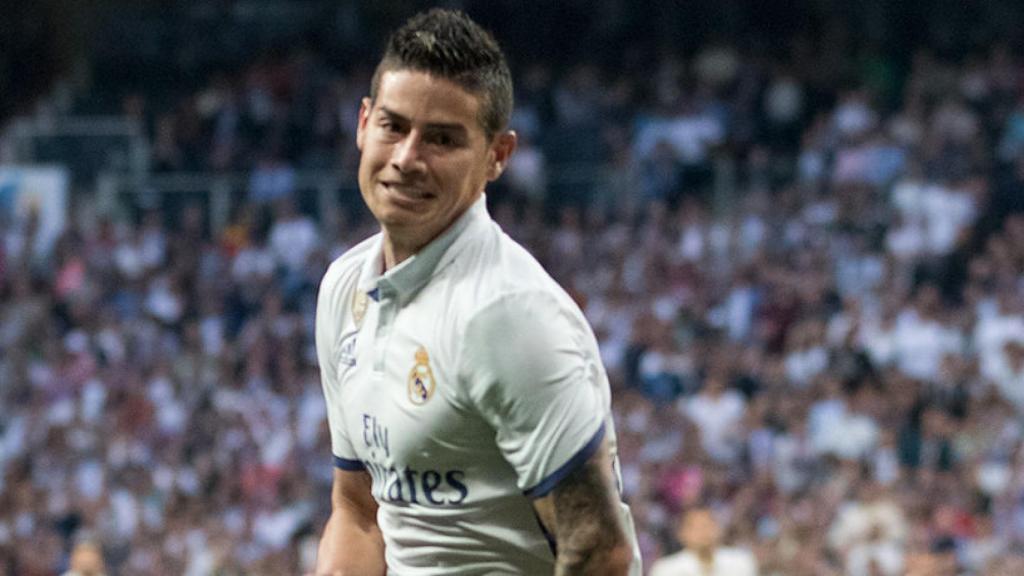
[3,1,1024,574]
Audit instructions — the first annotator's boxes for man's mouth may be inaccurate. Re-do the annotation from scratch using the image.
[383,182,435,201]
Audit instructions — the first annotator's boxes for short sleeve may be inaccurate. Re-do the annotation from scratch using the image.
[315,261,363,470]
[459,291,605,497]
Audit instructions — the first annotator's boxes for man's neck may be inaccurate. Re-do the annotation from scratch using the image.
[382,234,418,271]
[378,197,481,271]
[695,547,715,566]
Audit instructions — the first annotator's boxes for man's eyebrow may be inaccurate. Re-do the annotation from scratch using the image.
[378,107,469,134]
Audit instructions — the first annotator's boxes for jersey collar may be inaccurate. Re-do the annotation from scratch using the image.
[358,195,489,306]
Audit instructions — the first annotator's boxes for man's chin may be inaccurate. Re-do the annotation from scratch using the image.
[377,208,426,228]
[378,213,438,241]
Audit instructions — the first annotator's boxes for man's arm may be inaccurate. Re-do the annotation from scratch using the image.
[533,439,633,576]
[315,467,385,576]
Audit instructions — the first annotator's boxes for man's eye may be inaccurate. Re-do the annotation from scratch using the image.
[430,133,457,147]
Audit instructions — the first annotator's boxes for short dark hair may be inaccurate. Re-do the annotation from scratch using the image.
[370,9,513,138]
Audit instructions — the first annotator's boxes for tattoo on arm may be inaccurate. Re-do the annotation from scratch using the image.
[539,444,630,576]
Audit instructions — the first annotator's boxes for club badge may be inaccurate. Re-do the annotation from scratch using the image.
[408,346,436,405]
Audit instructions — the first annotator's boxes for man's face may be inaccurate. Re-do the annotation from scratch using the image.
[356,69,515,253]
[679,509,721,552]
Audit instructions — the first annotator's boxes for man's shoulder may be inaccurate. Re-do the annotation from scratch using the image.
[648,550,698,575]
[447,226,564,309]
[317,233,380,322]
[717,546,758,570]
[322,234,380,287]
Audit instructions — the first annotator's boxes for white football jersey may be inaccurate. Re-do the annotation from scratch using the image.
[315,196,641,575]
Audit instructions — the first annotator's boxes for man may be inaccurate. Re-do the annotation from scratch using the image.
[313,8,639,576]
[649,508,758,576]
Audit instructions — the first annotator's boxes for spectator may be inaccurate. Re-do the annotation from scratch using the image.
[267,197,317,275]
[681,372,746,464]
[649,507,758,576]
[248,154,296,204]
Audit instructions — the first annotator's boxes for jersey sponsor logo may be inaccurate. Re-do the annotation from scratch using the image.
[408,345,436,405]
[360,413,468,505]
[365,462,469,505]
[362,413,390,458]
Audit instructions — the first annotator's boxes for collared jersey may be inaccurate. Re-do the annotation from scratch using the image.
[315,196,640,575]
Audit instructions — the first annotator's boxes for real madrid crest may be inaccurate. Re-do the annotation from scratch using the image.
[408,346,436,405]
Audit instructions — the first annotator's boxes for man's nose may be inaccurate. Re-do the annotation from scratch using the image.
[391,133,426,174]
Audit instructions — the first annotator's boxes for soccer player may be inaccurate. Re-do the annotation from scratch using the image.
[313,8,640,576]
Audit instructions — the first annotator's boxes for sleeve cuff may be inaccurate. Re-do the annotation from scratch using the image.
[333,455,366,471]
[523,423,606,499]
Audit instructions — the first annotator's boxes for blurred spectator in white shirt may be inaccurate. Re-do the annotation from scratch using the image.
[681,373,747,463]
[892,285,965,381]
[649,507,758,576]
[268,197,318,274]
[829,482,907,576]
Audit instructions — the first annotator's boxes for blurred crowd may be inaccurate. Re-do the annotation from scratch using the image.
[5,3,1024,575]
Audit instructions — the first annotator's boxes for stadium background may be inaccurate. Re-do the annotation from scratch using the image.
[4,0,1024,574]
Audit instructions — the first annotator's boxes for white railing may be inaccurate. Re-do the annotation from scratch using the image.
[4,115,149,177]
[97,170,349,231]
[3,114,741,232]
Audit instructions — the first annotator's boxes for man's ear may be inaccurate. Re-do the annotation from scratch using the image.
[356,97,372,151]
[487,130,518,181]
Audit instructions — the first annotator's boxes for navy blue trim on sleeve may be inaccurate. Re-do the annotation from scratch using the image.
[333,455,366,471]
[523,423,606,499]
